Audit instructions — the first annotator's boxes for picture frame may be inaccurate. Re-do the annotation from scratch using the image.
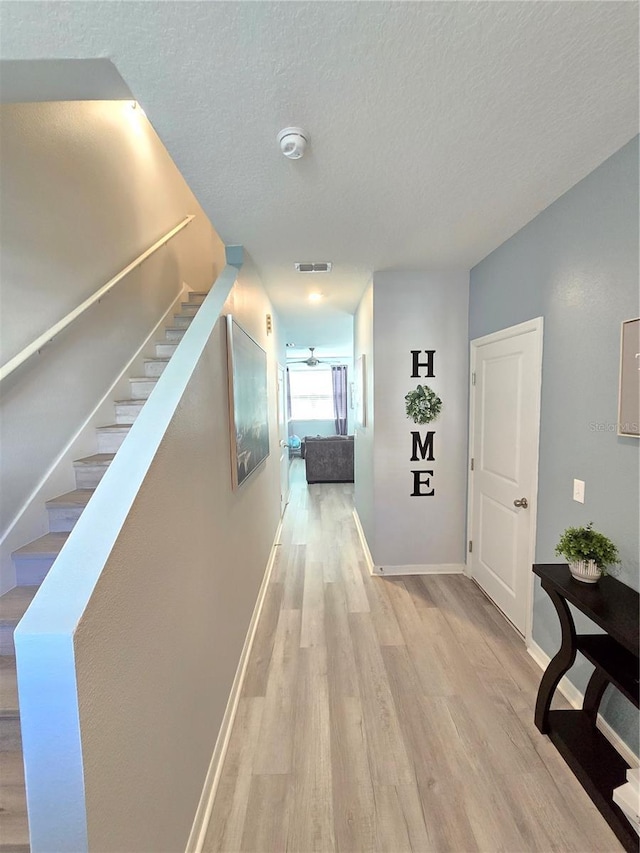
[226,315,270,488]
[355,354,368,428]
[618,317,640,438]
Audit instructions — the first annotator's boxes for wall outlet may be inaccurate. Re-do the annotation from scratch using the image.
[573,479,585,503]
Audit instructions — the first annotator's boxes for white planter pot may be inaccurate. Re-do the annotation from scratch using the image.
[569,559,602,584]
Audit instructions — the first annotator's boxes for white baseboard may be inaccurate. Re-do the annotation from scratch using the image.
[527,639,639,769]
[185,518,284,853]
[352,509,375,575]
[0,285,188,594]
[373,562,466,576]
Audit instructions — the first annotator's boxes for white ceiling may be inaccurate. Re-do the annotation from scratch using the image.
[1,2,638,356]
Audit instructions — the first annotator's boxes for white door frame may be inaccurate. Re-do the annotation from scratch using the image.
[466,317,544,648]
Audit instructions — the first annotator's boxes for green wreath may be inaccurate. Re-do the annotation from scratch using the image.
[405,384,443,424]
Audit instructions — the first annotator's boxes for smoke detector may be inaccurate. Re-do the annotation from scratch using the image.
[278,127,309,160]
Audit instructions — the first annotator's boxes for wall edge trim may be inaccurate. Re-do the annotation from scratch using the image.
[527,639,639,769]
[185,517,284,853]
[352,509,375,575]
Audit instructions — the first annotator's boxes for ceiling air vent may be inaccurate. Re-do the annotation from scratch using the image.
[295,262,333,273]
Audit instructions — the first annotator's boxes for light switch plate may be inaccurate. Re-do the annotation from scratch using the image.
[573,479,585,503]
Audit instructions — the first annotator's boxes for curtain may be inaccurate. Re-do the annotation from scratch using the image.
[286,367,292,420]
[331,365,348,435]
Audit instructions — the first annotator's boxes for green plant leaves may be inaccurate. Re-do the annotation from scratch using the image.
[405,384,443,424]
[555,522,620,569]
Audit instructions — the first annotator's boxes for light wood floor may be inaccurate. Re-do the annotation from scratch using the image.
[203,461,622,853]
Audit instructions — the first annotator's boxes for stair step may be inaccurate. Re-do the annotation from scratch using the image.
[172,314,194,329]
[96,423,132,453]
[188,291,207,304]
[114,398,146,424]
[180,302,200,315]
[129,376,159,398]
[0,750,28,840]
[73,453,115,488]
[0,588,37,656]
[45,489,93,533]
[143,357,170,378]
[0,657,18,714]
[12,532,68,586]
[155,342,179,358]
[164,327,186,342]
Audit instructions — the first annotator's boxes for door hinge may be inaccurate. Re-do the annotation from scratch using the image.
[468,540,473,553]
[470,457,474,471]
[472,372,476,386]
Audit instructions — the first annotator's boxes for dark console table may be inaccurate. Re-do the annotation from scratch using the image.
[533,564,639,852]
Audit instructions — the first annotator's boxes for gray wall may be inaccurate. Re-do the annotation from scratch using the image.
[470,135,639,754]
[372,272,469,569]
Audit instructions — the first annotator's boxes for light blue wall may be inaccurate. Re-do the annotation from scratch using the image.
[470,135,639,756]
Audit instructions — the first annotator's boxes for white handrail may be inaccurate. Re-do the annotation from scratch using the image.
[0,214,195,383]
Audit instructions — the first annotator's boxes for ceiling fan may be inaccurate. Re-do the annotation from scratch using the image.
[287,347,343,367]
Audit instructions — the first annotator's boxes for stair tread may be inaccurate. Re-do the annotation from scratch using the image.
[0,656,18,714]
[0,587,37,623]
[129,376,159,382]
[45,489,93,509]
[12,532,68,559]
[143,357,170,363]
[114,398,147,405]
[96,423,132,432]
[73,453,115,466]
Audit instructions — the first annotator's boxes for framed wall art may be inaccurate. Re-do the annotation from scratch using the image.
[227,315,270,487]
[618,317,640,438]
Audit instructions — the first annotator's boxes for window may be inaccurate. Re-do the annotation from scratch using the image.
[289,368,334,420]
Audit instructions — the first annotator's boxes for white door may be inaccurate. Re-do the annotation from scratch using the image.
[277,365,290,517]
[469,318,543,637]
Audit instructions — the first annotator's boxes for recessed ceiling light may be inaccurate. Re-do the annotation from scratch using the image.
[295,262,332,273]
[308,293,323,303]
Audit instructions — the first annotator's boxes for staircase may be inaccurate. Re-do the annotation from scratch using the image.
[0,291,207,851]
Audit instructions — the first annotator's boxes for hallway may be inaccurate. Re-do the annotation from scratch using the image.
[203,461,621,852]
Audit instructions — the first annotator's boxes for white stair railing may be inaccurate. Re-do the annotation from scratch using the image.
[0,215,195,383]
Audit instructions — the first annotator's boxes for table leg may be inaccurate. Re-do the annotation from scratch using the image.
[582,667,610,725]
[534,584,577,733]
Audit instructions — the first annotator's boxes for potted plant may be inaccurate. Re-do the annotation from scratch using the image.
[555,522,620,583]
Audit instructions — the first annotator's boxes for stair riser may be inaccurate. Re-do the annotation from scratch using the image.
[47,506,84,533]
[129,379,157,398]
[172,316,193,329]
[115,402,145,424]
[155,343,178,358]
[165,328,186,342]
[74,464,109,489]
[144,361,168,378]
[97,431,128,453]
[188,293,207,304]
[0,716,21,751]
[15,556,57,586]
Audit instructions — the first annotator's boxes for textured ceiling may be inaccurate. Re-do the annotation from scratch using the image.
[1,1,638,354]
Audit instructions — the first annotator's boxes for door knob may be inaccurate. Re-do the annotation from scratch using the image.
[279,440,289,448]
[513,497,528,508]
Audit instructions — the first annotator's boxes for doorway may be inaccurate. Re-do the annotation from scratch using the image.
[467,318,543,639]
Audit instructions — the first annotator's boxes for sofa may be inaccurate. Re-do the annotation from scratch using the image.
[303,435,354,483]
